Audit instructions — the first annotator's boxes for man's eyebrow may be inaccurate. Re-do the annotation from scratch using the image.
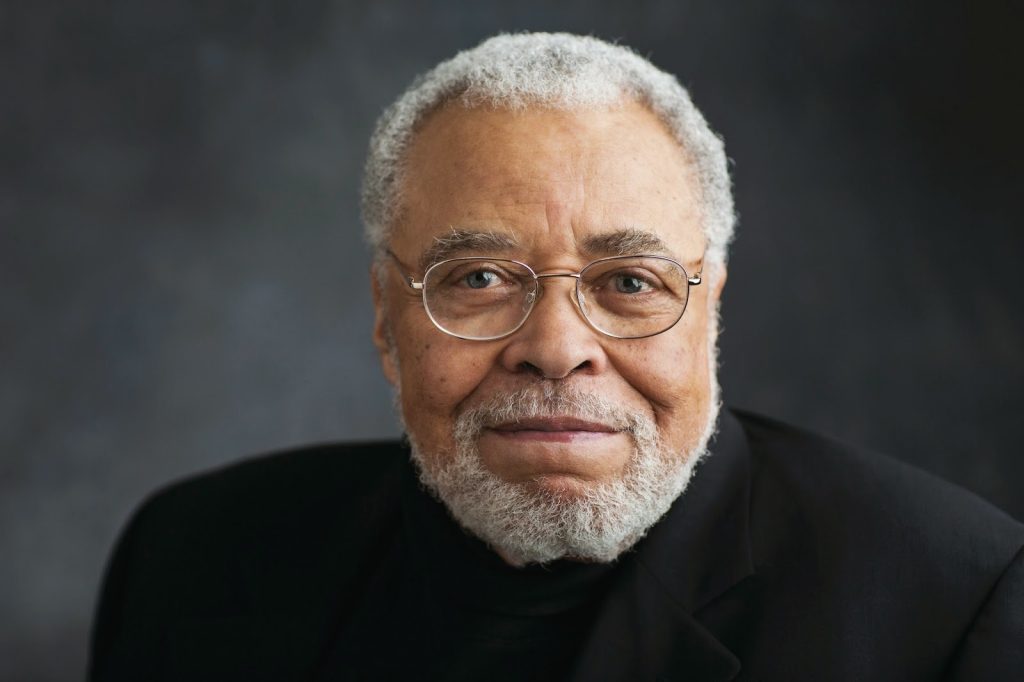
[580,229,675,258]
[419,229,521,271]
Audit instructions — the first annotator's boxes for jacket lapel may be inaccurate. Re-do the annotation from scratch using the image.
[572,410,754,681]
[569,559,742,681]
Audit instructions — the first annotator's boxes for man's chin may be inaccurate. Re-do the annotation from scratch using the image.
[516,473,603,499]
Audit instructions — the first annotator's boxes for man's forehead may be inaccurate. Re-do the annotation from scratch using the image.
[396,103,705,269]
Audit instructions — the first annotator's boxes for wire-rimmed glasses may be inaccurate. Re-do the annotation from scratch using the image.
[386,251,703,341]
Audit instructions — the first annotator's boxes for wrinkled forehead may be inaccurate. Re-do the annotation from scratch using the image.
[393,101,706,267]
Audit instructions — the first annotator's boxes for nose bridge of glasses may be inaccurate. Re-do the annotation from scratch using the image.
[531,271,581,303]
[520,271,586,326]
[534,272,582,280]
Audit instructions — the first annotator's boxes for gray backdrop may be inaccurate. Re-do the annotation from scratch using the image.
[3,1,1022,680]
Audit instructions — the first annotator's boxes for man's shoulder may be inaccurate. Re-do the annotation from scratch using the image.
[730,408,1023,581]
[92,441,411,678]
[134,439,407,531]
[712,410,1024,675]
[118,440,410,580]
[146,439,407,499]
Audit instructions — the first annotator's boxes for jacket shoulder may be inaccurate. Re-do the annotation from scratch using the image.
[119,440,409,584]
[733,409,1023,560]
[726,410,1024,676]
[135,440,407,532]
[90,440,409,679]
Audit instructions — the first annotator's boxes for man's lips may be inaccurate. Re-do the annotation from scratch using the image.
[486,417,621,442]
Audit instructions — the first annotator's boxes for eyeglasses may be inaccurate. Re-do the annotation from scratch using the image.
[386,251,703,341]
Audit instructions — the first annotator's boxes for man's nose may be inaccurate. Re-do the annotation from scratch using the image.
[497,276,608,379]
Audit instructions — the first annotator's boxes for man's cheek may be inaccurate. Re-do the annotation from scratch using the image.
[402,343,480,409]
[635,337,707,393]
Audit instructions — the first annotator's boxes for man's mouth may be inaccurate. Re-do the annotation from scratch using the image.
[486,417,621,442]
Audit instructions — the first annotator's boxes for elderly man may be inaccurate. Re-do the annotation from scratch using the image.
[90,33,1023,681]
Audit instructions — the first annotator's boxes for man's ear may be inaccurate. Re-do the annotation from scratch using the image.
[371,267,400,387]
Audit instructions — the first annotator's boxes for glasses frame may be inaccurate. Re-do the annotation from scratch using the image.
[386,250,703,341]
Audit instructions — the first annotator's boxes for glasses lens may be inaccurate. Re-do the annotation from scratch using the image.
[578,256,690,338]
[422,259,537,340]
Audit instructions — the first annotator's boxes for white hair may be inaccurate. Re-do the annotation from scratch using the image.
[361,32,737,266]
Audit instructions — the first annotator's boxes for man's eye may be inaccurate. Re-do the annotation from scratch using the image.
[613,273,653,294]
[463,270,501,289]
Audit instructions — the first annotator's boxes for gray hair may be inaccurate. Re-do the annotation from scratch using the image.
[361,32,736,265]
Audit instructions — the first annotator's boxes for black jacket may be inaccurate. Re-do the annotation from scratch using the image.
[89,410,1024,680]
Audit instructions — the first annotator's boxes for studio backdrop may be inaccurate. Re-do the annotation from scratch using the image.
[2,2,1021,680]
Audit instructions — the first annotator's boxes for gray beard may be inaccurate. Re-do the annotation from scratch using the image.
[407,380,721,566]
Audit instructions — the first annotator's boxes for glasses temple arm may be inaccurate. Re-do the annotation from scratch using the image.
[687,251,707,285]
[385,250,425,290]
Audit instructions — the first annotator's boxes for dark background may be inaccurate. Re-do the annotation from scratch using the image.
[2,1,1022,679]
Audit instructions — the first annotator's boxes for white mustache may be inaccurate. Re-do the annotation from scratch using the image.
[456,385,645,437]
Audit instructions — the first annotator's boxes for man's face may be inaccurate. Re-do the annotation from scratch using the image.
[373,100,726,559]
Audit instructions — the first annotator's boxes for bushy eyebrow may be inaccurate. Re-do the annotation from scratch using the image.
[580,228,674,258]
[419,228,521,271]
[416,226,679,271]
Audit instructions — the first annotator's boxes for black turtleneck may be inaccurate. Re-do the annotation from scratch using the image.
[327,462,621,680]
